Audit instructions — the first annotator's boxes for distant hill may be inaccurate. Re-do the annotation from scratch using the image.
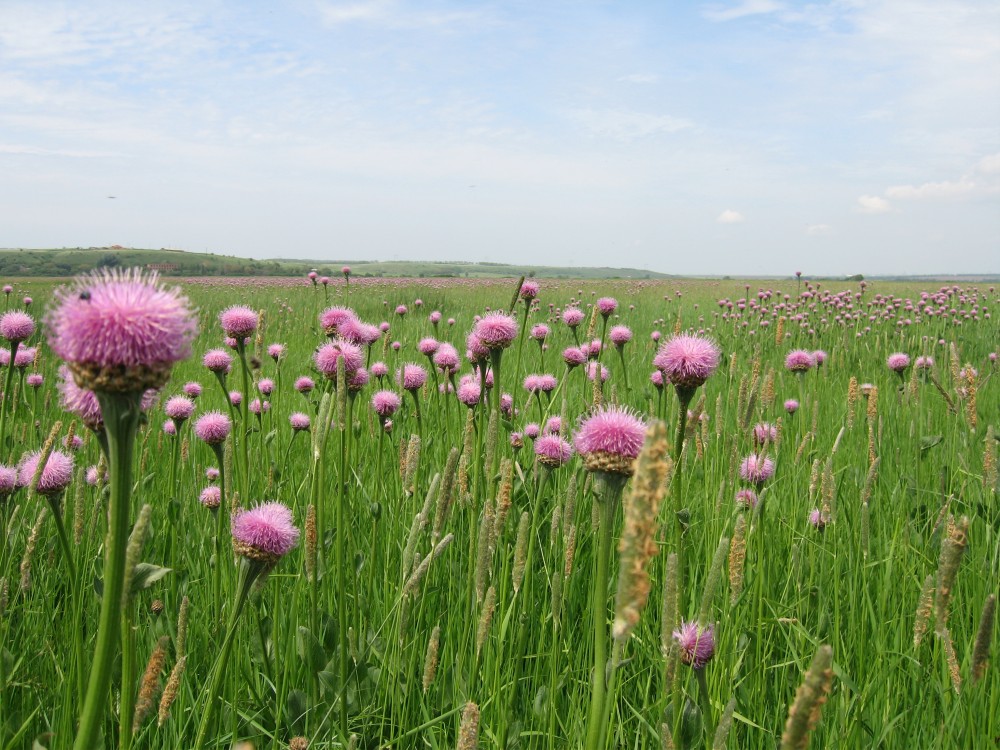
[0,247,673,280]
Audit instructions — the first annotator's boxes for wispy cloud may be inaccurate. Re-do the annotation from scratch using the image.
[717,209,745,224]
[805,223,831,235]
[316,0,495,30]
[568,108,693,141]
[886,178,976,200]
[702,0,783,23]
[857,195,891,214]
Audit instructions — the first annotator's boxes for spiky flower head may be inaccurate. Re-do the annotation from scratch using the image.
[219,305,258,339]
[752,422,778,445]
[57,365,104,430]
[784,398,799,414]
[372,389,402,417]
[46,269,197,393]
[289,412,311,431]
[474,312,518,350]
[319,306,358,337]
[0,311,35,343]
[164,396,195,423]
[267,343,286,360]
[735,488,759,509]
[609,325,632,347]
[887,352,911,373]
[397,363,428,392]
[457,377,481,407]
[231,501,300,564]
[202,348,232,374]
[18,449,74,496]
[534,434,573,468]
[653,334,722,391]
[574,405,646,476]
[520,280,540,300]
[0,465,18,497]
[739,453,775,486]
[199,486,221,509]
[193,411,231,446]
[294,376,315,393]
[183,381,202,398]
[808,508,827,531]
[314,340,363,380]
[563,346,587,368]
[562,307,584,328]
[673,621,716,669]
[418,337,440,356]
[785,349,816,373]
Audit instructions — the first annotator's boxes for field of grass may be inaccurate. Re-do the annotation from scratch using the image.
[0,274,996,749]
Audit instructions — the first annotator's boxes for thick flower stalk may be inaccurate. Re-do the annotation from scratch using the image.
[46,268,196,750]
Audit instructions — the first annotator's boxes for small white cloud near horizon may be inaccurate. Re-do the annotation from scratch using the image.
[857,195,891,214]
[717,209,745,224]
[703,0,783,23]
[886,178,976,200]
[977,153,1000,174]
[805,223,831,235]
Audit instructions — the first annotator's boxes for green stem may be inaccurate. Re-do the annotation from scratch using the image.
[74,391,142,750]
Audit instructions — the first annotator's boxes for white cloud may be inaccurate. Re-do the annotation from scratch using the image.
[617,73,659,84]
[805,223,830,235]
[316,0,494,29]
[716,209,745,224]
[885,178,976,200]
[569,108,693,141]
[702,0,783,23]
[857,195,891,214]
[976,153,1000,174]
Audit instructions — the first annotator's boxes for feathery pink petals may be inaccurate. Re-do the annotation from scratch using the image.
[231,501,300,560]
[654,334,721,390]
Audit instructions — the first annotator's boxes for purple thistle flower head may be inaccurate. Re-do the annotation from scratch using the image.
[267,343,286,361]
[585,362,609,382]
[418,337,440,356]
[319,306,358,337]
[232,501,300,563]
[563,346,587,368]
[203,348,233,374]
[457,376,482,407]
[523,374,541,394]
[813,349,827,366]
[433,343,460,373]
[165,396,195,422]
[530,323,550,341]
[183,381,203,398]
[915,355,934,370]
[2,285,11,294]
[294,376,315,393]
[653,334,721,391]
[57,366,103,430]
[18,449,74,496]
[650,370,665,389]
[219,305,258,339]
[784,399,799,414]
[289,412,311,431]
[372,389,402,417]
[395,304,408,317]
[397,363,428,392]
[673,621,715,669]
[342,265,351,276]
[27,373,43,388]
[537,374,557,392]
[229,391,242,406]
[46,268,197,393]
[510,432,524,449]
[751,422,777,445]
[0,465,19,496]
[609,325,632,347]
[544,415,562,434]
[314,340,364,380]
[429,310,442,324]
[163,419,177,436]
[308,271,318,282]
[738,453,775,486]
[574,405,646,475]
[206,467,220,481]
[735,488,759,509]
[520,280,540,300]
[784,349,816,373]
[1,345,35,368]
[200,486,222,509]
[596,297,618,317]
[0,311,35,343]
[466,333,489,363]
[370,361,389,378]
[194,411,232,445]
[500,392,514,417]
[562,307,584,328]
[320,276,329,286]
[347,367,369,392]
[524,422,540,440]
[474,312,519,350]
[258,378,275,396]
[809,508,827,531]
[248,398,269,416]
[535,434,573,467]
[887,352,911,373]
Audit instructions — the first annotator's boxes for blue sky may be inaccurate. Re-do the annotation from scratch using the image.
[1,0,997,275]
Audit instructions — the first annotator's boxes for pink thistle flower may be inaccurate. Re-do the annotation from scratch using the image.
[320,276,329,286]
[535,434,573,467]
[319,306,358,337]
[735,488,759,509]
[520,280,540,300]
[1,285,10,294]
[370,361,389,379]
[524,422,540,439]
[395,304,408,317]
[46,269,197,392]
[447,317,456,327]
[537,374,557,392]
[229,391,242,407]
[813,350,827,366]
[294,376,315,393]
[18,449,74,496]
[85,465,105,486]
[651,330,661,342]
[739,453,775,486]
[586,340,602,359]
[342,265,351,276]
[530,324,550,341]
[433,344,460,374]
[200,486,222,509]
[0,345,35,368]
[57,366,103,430]
[544,416,562,434]
[23,297,31,307]
[609,325,632,347]
[654,334,721,391]
[673,621,715,669]
[219,305,259,339]
[0,311,35,343]
[574,405,646,475]
[500,392,514,417]
[165,396,195,422]
[163,419,177,436]
[203,349,233,374]
[510,432,524,449]
[474,312,518,350]
[258,378,275,395]
[26,373,43,388]
[915,356,934,370]
[63,434,84,452]
[418,337,440,356]
[289,412,311,431]
[308,271,318,282]
[563,346,587,368]
[397,363,428,392]
[391,341,401,352]
[372,390,402,417]
[315,340,364,380]
[429,311,442,324]
[650,370,665,389]
[784,399,799,414]
[457,377,482,407]
[414,298,423,307]
[596,297,618,317]
[248,399,269,416]
[183,381,203,398]
[809,508,827,531]
[0,465,16,496]
[347,368,369,391]
[523,374,542,394]
[231,501,300,562]
[206,467,220,481]
[585,362,609,382]
[752,422,777,445]
[194,411,232,445]
[466,333,489,363]
[562,307,584,329]
[784,349,816,373]
[887,352,911,373]
[268,343,286,361]
[379,321,391,333]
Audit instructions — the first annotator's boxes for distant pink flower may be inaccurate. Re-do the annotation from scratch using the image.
[231,501,300,562]
[433,343,460,373]
[673,621,715,669]
[165,396,195,422]
[18,449,74,496]
[524,423,540,439]
[418,337,440,356]
[466,333,489,363]
[229,391,243,406]
[574,405,645,475]
[887,352,910,373]
[474,312,518,350]
[397,363,428,391]
[0,311,35,343]
[183,381,203,398]
[342,265,351,276]
[813,350,827,366]
[500,392,514,417]
[370,361,389,379]
[596,297,618,317]
[219,305,258,339]
[257,378,274,396]
[372,390,402,417]
[194,411,232,445]
[347,368,369,391]
[809,508,827,531]
[1,285,11,295]
[57,366,103,430]
[26,373,43,388]
[457,377,481,407]
[294,376,315,393]
[308,271,318,282]
[203,349,233,374]
[535,434,573,467]
[0,465,16,496]
[586,362,609,382]
[163,419,177,436]
[784,349,815,373]
[563,347,586,368]
[784,399,799,414]
[248,399,269,416]
[520,280,540,300]
[320,306,358,337]
[523,374,541,393]
[46,269,197,391]
[739,453,775,486]
[650,370,664,389]
[63,434,84,451]
[752,422,777,445]
[510,432,524,449]
[320,276,329,286]
[200,486,221,509]
[544,416,562,434]
[530,324,550,341]
[651,330,661,342]
[429,311,442,324]
[654,335,721,391]
[289,412,311,431]
[735,488,759,509]
[315,340,364,380]
[562,308,584,328]
[915,356,934,370]
[609,325,632,347]
[267,343,286,361]
[205,467,219,482]
[395,304,408,317]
